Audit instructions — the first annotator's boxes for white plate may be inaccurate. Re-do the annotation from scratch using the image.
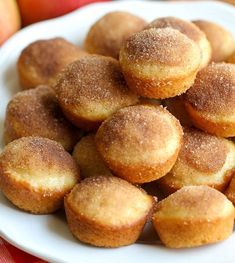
[0,1,235,262]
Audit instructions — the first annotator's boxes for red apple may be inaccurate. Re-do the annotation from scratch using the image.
[0,0,21,45]
[17,0,110,26]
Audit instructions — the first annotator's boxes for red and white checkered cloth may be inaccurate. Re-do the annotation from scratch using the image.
[0,238,46,263]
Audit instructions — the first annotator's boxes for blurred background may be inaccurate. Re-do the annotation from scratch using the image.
[0,0,234,46]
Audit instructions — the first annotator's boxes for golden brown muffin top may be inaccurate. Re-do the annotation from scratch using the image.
[145,16,204,42]
[0,137,79,190]
[193,20,235,62]
[96,105,183,166]
[66,175,153,226]
[18,37,86,85]
[184,63,235,115]
[179,128,228,173]
[121,27,200,67]
[5,85,79,149]
[154,185,234,220]
[84,11,146,59]
[56,55,138,114]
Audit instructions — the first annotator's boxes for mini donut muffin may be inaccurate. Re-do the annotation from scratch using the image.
[152,185,235,248]
[95,105,183,184]
[84,11,146,59]
[119,28,201,99]
[56,55,139,131]
[73,134,112,178]
[18,37,87,90]
[163,96,193,127]
[145,16,211,69]
[158,128,235,194]
[184,63,235,137]
[0,137,80,214]
[64,175,154,247]
[4,85,81,151]
[227,51,235,64]
[193,20,235,62]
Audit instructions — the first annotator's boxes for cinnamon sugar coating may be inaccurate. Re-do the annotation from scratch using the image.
[18,37,87,89]
[65,175,154,247]
[153,186,235,248]
[158,128,235,194]
[180,128,227,173]
[4,85,80,151]
[56,55,138,131]
[185,63,235,115]
[84,11,146,59]
[119,28,201,99]
[122,28,195,66]
[145,16,211,68]
[146,17,203,42]
[184,63,235,137]
[193,20,235,62]
[95,105,183,184]
[0,137,80,214]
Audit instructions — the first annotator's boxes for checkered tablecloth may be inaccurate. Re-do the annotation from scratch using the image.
[0,238,46,263]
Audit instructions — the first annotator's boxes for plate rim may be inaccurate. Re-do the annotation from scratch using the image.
[1,1,235,262]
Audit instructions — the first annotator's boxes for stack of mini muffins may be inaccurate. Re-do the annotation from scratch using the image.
[1,11,235,249]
